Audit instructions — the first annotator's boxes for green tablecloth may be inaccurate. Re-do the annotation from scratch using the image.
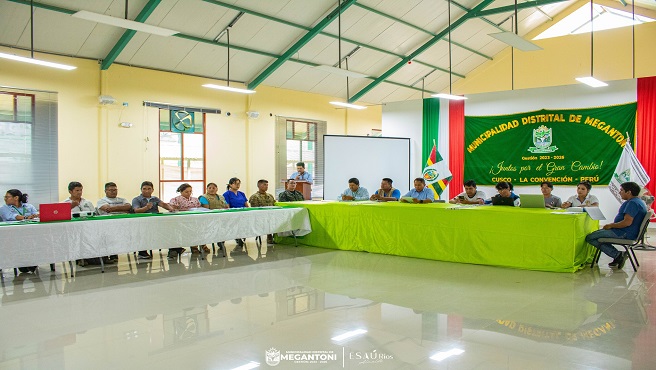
[277,201,599,272]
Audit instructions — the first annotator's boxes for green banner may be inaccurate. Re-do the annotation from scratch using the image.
[464,103,636,185]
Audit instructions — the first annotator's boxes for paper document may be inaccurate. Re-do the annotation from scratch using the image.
[584,207,606,220]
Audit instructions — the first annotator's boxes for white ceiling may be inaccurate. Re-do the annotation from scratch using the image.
[1,0,646,104]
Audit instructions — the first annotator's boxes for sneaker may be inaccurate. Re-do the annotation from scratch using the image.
[138,252,152,260]
[617,251,628,269]
[608,252,627,268]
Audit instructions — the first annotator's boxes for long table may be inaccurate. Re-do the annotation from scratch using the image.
[0,207,311,269]
[277,201,599,272]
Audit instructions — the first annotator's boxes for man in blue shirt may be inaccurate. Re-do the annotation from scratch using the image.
[401,178,435,203]
[289,162,313,184]
[585,182,648,269]
[370,178,401,201]
[339,178,369,201]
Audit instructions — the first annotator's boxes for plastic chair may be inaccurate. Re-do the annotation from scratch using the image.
[591,210,654,271]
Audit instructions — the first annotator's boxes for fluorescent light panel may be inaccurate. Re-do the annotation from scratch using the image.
[72,10,179,37]
[331,329,367,341]
[203,84,256,94]
[430,348,465,362]
[0,52,76,70]
[431,93,467,101]
[575,76,608,88]
[329,101,367,110]
[489,31,542,51]
[314,65,369,78]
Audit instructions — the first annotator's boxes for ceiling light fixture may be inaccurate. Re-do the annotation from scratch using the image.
[72,10,179,36]
[329,101,367,109]
[0,1,76,70]
[432,0,467,101]
[203,14,256,95]
[576,0,607,87]
[329,0,367,109]
[489,0,542,52]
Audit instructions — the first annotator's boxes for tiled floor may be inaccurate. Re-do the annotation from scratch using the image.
[1,231,656,370]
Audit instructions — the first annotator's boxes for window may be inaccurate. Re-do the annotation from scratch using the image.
[533,3,655,40]
[0,88,58,205]
[159,109,205,202]
[275,117,326,198]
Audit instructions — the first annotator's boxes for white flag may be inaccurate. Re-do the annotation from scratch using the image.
[608,141,650,203]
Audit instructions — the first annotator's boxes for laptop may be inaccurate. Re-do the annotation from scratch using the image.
[40,203,71,222]
[519,194,546,208]
[491,196,515,206]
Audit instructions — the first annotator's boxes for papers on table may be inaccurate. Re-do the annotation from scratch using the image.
[401,197,414,202]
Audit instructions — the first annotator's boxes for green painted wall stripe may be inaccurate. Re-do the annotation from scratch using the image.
[100,0,161,70]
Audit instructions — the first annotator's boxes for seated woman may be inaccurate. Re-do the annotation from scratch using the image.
[488,181,520,206]
[1,189,39,272]
[1,189,38,221]
[199,183,229,250]
[222,177,251,251]
[169,183,208,254]
[562,181,599,208]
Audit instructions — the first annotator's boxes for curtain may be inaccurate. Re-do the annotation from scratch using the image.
[422,98,440,165]
[637,76,656,214]
[448,100,465,198]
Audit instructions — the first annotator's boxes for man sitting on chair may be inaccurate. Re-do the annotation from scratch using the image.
[279,180,305,202]
[370,178,401,201]
[585,182,648,269]
[401,178,434,203]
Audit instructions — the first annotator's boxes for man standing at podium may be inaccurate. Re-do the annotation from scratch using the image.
[289,162,313,184]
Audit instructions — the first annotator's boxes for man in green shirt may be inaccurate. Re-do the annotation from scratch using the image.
[278,180,305,202]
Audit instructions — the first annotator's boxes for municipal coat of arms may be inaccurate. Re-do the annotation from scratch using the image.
[265,348,281,366]
[528,125,558,153]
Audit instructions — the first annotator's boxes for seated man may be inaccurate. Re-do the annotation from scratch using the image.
[540,181,562,208]
[401,178,434,203]
[585,182,648,269]
[370,178,401,202]
[249,179,276,244]
[289,161,313,184]
[132,181,176,259]
[449,179,486,204]
[97,182,132,215]
[278,180,305,202]
[488,181,520,206]
[339,178,369,201]
[62,181,96,214]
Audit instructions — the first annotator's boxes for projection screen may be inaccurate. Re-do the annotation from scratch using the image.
[323,135,410,200]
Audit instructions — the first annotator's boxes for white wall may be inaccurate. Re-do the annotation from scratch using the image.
[465,80,637,223]
[381,99,452,200]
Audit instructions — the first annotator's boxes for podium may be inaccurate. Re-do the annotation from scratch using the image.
[283,179,312,200]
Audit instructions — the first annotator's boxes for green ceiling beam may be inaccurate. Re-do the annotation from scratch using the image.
[7,0,75,14]
[173,34,432,95]
[474,0,568,18]
[349,0,495,103]
[247,0,357,90]
[100,0,161,70]
[10,0,433,95]
[354,3,492,60]
[203,0,462,77]
[451,0,504,31]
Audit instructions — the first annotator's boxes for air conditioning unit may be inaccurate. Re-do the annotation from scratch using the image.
[246,111,260,119]
[98,95,116,105]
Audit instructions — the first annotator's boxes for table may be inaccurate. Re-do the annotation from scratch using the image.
[276,201,599,272]
[0,207,311,269]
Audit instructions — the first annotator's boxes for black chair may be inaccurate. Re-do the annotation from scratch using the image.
[591,210,654,271]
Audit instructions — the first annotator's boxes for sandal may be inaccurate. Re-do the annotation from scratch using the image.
[191,246,200,254]
[202,245,211,253]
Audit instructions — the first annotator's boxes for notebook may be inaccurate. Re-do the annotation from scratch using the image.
[519,194,546,208]
[491,196,515,206]
[39,203,71,222]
